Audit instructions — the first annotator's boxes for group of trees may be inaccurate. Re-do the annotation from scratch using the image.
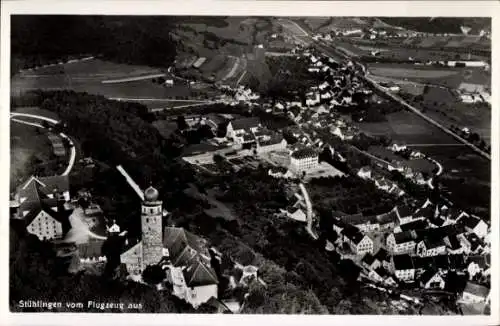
[450,125,490,152]
[11,16,178,72]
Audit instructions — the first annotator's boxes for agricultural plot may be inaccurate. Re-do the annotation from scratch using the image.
[301,17,331,31]
[401,86,491,137]
[368,63,490,89]
[11,59,220,107]
[356,110,457,145]
[10,121,61,190]
[369,66,460,79]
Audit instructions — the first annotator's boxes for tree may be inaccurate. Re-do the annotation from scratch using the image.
[142,265,166,285]
[176,115,188,131]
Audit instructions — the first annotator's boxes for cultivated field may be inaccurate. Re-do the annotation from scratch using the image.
[369,66,459,79]
[11,58,220,107]
[368,63,491,89]
[356,110,458,145]
[10,121,62,190]
[400,86,491,139]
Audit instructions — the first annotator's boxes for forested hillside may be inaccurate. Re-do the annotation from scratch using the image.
[11,16,178,72]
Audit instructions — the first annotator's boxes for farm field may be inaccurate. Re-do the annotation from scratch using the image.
[356,110,458,145]
[10,121,64,190]
[399,86,491,139]
[368,63,491,89]
[369,66,459,79]
[11,59,221,107]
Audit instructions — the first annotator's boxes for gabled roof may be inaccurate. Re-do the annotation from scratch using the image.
[446,234,462,250]
[362,253,376,265]
[465,233,483,251]
[463,281,489,298]
[78,239,105,259]
[164,227,209,267]
[415,204,436,220]
[422,237,446,249]
[339,213,365,225]
[376,210,398,225]
[341,225,366,244]
[24,201,70,226]
[395,205,413,218]
[182,260,219,287]
[21,175,70,196]
[399,219,428,231]
[394,230,417,244]
[461,216,485,229]
[468,255,490,269]
[420,269,441,285]
[229,117,260,131]
[374,248,390,262]
[258,134,285,147]
[393,254,414,270]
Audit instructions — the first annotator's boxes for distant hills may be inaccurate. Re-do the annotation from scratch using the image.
[378,18,491,35]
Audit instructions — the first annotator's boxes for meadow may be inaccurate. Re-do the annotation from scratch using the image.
[368,63,491,89]
[10,121,62,190]
[356,110,458,145]
[11,58,220,107]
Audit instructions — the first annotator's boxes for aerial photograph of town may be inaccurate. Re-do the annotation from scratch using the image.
[8,15,492,315]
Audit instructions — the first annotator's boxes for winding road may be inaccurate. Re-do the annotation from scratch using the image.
[10,112,76,176]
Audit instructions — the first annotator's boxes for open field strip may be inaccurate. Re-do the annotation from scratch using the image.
[278,18,309,37]
[221,56,241,81]
[101,73,167,84]
[109,97,208,103]
[369,67,460,79]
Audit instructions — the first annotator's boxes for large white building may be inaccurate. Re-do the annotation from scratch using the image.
[12,175,72,241]
[289,148,319,175]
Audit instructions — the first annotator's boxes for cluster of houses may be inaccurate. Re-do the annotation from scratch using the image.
[357,143,436,193]
[357,166,405,196]
[325,195,491,307]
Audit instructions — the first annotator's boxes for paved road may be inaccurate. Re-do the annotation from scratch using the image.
[101,73,167,84]
[109,97,209,103]
[10,113,76,176]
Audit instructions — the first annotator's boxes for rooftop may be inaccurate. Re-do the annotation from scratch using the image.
[393,254,414,270]
[341,224,365,244]
[395,205,414,218]
[463,281,489,298]
[422,237,446,249]
[394,230,417,244]
[291,148,318,159]
[229,117,261,131]
[182,260,219,287]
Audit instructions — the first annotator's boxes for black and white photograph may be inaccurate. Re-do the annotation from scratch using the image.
[2,0,498,323]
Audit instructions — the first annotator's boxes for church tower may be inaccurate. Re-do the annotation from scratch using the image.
[141,185,163,268]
